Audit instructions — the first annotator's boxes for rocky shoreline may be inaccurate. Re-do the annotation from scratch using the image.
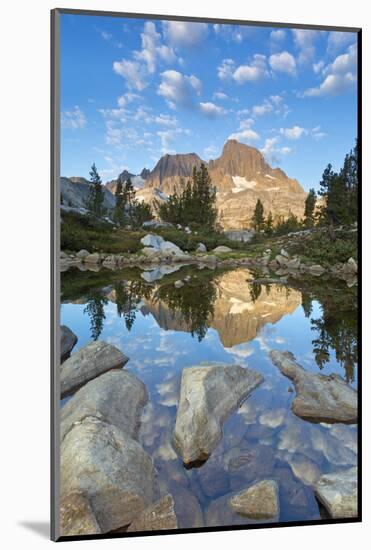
[60,233,358,287]
[59,325,358,536]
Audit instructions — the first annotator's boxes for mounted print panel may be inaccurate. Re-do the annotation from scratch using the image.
[51,8,361,541]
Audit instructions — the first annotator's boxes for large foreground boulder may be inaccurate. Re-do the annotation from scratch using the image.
[60,341,128,398]
[127,495,178,532]
[314,467,358,518]
[60,370,147,441]
[229,480,279,520]
[173,363,264,466]
[60,325,78,362]
[270,350,357,424]
[61,417,159,533]
[60,491,101,536]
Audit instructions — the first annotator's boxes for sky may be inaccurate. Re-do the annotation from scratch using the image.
[60,14,358,190]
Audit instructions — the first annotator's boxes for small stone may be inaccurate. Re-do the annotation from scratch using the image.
[174,280,184,289]
[315,467,358,518]
[229,480,279,520]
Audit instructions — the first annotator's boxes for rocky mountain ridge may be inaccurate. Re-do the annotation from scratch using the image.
[61,139,307,230]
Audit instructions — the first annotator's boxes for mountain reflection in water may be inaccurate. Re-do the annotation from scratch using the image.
[61,264,358,528]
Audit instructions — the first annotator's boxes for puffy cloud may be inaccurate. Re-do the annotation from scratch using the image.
[213,91,228,100]
[154,113,178,126]
[252,100,274,117]
[199,101,227,117]
[217,58,235,80]
[157,70,202,108]
[304,72,355,97]
[163,21,208,48]
[303,43,356,97]
[228,129,260,143]
[134,21,175,74]
[292,29,319,64]
[269,51,296,76]
[233,54,268,83]
[61,106,86,129]
[228,119,259,143]
[260,137,291,164]
[279,125,307,140]
[113,59,146,90]
[157,127,190,154]
[311,125,327,140]
[313,60,325,74]
[203,144,219,159]
[270,29,286,42]
[327,31,356,55]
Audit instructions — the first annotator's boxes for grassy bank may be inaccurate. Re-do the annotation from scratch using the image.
[61,211,245,254]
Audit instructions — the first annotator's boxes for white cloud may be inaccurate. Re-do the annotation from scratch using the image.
[100,30,112,41]
[157,70,202,108]
[228,119,259,144]
[271,29,286,42]
[327,31,356,55]
[252,100,274,117]
[61,106,87,129]
[260,137,291,164]
[313,60,325,74]
[279,125,307,140]
[269,51,296,76]
[157,127,190,154]
[303,43,356,97]
[217,58,235,80]
[113,59,146,90]
[154,113,178,126]
[228,129,260,143]
[163,21,208,48]
[117,95,126,107]
[311,125,327,140]
[213,91,228,100]
[292,29,319,64]
[203,144,219,159]
[233,54,268,83]
[199,101,226,117]
[134,21,175,74]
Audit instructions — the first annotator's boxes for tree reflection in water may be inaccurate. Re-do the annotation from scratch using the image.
[83,291,108,340]
[154,276,218,342]
[301,287,358,383]
[114,279,153,332]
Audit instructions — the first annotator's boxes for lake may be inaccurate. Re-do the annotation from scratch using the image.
[60,264,358,528]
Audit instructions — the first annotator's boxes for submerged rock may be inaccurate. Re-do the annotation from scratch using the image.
[270,350,357,424]
[314,467,358,518]
[61,417,159,533]
[127,494,178,532]
[229,480,279,520]
[60,325,77,362]
[172,363,264,466]
[60,341,128,398]
[60,370,147,441]
[60,491,101,536]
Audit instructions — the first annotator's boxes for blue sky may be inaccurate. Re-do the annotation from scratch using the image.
[60,14,358,190]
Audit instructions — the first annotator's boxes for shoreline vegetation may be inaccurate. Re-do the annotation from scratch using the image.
[61,142,358,287]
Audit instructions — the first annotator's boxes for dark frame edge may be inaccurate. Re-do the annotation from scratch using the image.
[51,7,61,543]
[52,7,361,32]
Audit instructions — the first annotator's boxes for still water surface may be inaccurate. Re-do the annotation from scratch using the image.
[61,265,358,527]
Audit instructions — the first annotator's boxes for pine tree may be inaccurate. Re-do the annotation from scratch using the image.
[87,163,105,218]
[251,199,265,232]
[113,180,126,226]
[123,177,136,226]
[304,188,317,227]
[265,211,274,235]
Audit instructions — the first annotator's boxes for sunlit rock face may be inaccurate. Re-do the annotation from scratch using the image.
[137,140,307,229]
[209,270,302,347]
[141,269,302,347]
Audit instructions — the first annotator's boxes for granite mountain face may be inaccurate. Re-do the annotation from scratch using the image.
[136,140,307,229]
[61,139,307,230]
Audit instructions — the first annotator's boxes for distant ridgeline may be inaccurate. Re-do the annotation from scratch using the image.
[60,138,357,231]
